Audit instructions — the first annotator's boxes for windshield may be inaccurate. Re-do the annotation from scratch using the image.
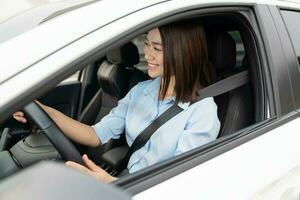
[0,0,71,24]
[0,0,97,43]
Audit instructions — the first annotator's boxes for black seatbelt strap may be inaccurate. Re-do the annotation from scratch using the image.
[124,70,250,167]
[195,70,249,101]
[122,103,183,168]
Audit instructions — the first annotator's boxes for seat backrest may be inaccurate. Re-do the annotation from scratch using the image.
[79,42,148,125]
[207,31,254,137]
[207,31,237,81]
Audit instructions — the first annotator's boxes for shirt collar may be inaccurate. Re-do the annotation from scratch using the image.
[178,101,190,110]
[143,77,190,110]
[143,77,161,97]
[163,97,190,110]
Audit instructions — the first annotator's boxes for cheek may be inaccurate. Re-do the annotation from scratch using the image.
[158,54,164,67]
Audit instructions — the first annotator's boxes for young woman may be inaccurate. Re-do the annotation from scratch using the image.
[13,19,220,183]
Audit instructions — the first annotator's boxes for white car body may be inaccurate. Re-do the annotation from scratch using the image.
[136,119,300,200]
[0,0,300,199]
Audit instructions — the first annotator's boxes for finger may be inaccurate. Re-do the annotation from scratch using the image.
[65,161,92,175]
[13,111,24,117]
[82,157,113,182]
[82,154,101,171]
[13,116,27,123]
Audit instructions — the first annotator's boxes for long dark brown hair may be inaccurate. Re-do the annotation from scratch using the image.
[158,19,211,103]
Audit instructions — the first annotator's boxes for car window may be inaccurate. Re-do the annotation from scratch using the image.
[0,0,97,44]
[133,31,246,73]
[281,10,300,64]
[132,34,147,73]
[0,0,95,24]
[61,71,80,83]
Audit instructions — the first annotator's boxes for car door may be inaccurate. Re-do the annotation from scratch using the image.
[105,2,300,199]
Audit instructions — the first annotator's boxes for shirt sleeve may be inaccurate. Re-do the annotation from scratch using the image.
[92,86,135,144]
[175,99,220,155]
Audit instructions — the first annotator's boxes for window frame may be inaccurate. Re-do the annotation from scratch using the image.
[113,5,275,193]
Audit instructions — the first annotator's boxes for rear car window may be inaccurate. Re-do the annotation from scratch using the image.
[281,10,300,63]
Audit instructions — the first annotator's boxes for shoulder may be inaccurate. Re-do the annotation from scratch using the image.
[184,97,220,128]
[187,97,218,116]
[190,97,217,109]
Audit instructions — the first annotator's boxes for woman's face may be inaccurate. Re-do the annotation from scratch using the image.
[144,28,164,78]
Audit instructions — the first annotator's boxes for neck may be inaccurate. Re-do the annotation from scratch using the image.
[159,76,175,100]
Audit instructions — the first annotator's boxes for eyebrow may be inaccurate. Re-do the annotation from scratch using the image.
[145,37,162,46]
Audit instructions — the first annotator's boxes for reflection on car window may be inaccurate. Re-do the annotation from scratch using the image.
[61,71,80,83]
[228,31,245,70]
[132,34,147,73]
[281,10,300,63]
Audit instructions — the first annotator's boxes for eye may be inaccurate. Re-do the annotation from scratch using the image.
[154,47,163,51]
[144,41,150,46]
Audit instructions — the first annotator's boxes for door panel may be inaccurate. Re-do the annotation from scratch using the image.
[134,116,300,200]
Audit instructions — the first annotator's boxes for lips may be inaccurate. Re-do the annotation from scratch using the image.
[148,63,159,69]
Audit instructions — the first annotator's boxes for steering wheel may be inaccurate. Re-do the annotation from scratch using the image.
[23,102,84,165]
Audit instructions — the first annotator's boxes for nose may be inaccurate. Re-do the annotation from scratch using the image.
[144,46,154,61]
[145,53,153,61]
[145,49,154,60]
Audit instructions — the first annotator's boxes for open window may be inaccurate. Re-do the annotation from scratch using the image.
[85,13,265,139]
[54,12,268,184]
[109,11,269,189]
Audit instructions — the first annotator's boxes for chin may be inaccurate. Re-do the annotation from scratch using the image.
[148,69,162,79]
[148,72,159,78]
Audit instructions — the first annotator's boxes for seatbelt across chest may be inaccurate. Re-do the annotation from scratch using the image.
[123,70,250,167]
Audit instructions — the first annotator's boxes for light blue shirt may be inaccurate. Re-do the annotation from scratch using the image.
[92,78,220,173]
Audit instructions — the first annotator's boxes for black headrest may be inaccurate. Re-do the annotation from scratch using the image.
[97,42,140,99]
[106,42,140,65]
[207,32,236,71]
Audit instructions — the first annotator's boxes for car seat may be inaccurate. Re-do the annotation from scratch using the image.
[207,31,254,137]
[78,42,148,159]
[78,42,148,125]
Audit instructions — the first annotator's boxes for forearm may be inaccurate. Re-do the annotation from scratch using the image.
[43,105,101,147]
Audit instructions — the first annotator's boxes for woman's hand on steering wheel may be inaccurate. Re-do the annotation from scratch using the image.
[13,101,46,124]
[13,111,27,123]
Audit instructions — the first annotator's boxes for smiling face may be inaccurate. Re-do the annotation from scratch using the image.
[144,28,164,78]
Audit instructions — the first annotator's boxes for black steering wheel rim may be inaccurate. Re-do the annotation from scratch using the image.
[23,102,84,165]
